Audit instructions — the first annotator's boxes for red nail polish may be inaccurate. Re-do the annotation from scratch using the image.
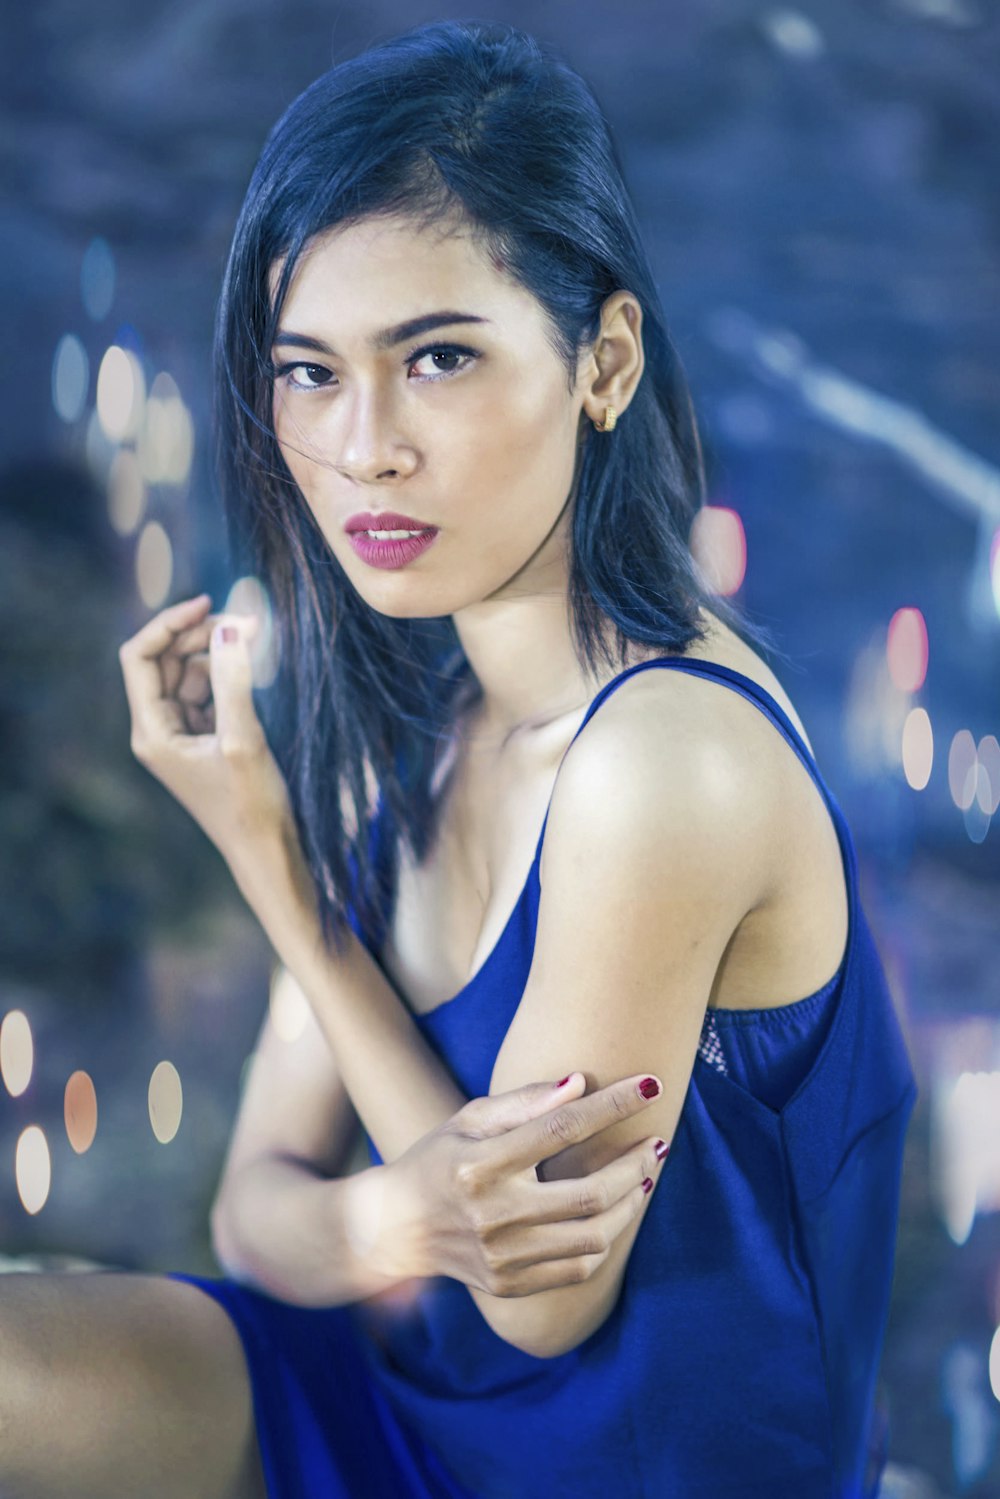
[637,1077,660,1100]
[555,1075,572,1088]
[654,1140,669,1161]
[641,1177,654,1194]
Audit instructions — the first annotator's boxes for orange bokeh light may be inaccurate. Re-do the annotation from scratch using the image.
[64,1070,98,1154]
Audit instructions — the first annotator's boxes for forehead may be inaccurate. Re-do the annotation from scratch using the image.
[270,214,532,333]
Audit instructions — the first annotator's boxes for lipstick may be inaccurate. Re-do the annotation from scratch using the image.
[345,510,439,571]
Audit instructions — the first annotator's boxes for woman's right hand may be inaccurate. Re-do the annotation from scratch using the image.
[118,594,297,871]
[352,1072,670,1298]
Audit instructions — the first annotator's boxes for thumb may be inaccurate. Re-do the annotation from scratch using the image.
[210,618,263,752]
[462,1072,586,1139]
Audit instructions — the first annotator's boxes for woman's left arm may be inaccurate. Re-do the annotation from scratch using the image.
[238,679,777,1356]
[469,687,778,1356]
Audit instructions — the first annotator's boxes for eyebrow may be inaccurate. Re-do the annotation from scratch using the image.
[272,311,491,356]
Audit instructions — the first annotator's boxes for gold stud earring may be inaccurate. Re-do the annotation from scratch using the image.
[593,405,617,433]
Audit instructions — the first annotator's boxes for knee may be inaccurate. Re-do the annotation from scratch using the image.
[0,1276,51,1484]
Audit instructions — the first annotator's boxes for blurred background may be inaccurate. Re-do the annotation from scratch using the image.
[1,1,998,1494]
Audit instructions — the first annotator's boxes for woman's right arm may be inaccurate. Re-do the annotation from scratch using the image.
[209,983,405,1307]
[209,971,667,1312]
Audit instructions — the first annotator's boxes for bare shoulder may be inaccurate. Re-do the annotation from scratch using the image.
[539,668,777,920]
[537,615,813,907]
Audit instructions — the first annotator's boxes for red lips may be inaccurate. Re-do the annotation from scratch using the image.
[344,510,436,533]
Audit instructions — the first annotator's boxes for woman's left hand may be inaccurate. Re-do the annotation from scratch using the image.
[119,593,296,868]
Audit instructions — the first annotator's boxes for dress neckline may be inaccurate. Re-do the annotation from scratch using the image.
[382,798,545,1026]
[378,654,835,1026]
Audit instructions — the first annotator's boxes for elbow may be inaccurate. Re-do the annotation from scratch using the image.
[469,1285,608,1361]
[209,1186,254,1283]
[208,1199,240,1278]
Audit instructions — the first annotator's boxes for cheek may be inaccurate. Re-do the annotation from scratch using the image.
[273,401,317,488]
[475,388,577,498]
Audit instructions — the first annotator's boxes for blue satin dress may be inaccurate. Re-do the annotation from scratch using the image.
[169,657,917,1498]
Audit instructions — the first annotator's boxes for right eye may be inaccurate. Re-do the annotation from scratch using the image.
[274,362,335,391]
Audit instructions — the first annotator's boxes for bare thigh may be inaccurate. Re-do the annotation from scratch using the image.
[0,1271,267,1499]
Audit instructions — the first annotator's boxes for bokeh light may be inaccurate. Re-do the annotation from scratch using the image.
[935,1069,1000,1246]
[269,965,310,1044]
[901,707,933,790]
[81,236,115,321]
[844,635,906,777]
[886,607,928,693]
[107,448,146,536]
[690,505,747,596]
[962,765,992,844]
[85,407,116,481]
[15,1126,51,1216]
[51,333,89,423]
[136,520,173,608]
[138,372,194,486]
[978,735,1000,816]
[1,1009,33,1097]
[949,730,978,810]
[760,9,825,59]
[96,344,146,443]
[148,1060,183,1144]
[64,1070,98,1154]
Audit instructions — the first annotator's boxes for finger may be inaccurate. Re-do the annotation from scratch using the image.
[162,646,208,699]
[506,1174,656,1273]
[174,611,259,659]
[176,654,210,707]
[460,1074,587,1140]
[182,700,216,737]
[161,619,219,698]
[166,613,262,706]
[522,1134,669,1230]
[491,1074,663,1173]
[119,595,212,740]
[476,1177,655,1299]
[476,1252,607,1298]
[168,614,217,655]
[209,619,264,752]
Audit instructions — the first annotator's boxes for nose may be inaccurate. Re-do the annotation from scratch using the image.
[335,383,418,484]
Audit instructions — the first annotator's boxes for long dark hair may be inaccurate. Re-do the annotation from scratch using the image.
[214,18,780,959]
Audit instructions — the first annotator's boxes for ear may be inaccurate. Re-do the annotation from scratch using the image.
[579,291,645,428]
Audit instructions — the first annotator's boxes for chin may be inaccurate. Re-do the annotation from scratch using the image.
[344,574,458,621]
[366,597,454,621]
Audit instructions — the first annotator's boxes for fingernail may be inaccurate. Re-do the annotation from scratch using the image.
[641,1177,654,1194]
[215,624,238,646]
[637,1077,660,1100]
[555,1075,574,1089]
[654,1139,670,1161]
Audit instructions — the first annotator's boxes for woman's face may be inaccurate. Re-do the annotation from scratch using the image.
[269,214,590,618]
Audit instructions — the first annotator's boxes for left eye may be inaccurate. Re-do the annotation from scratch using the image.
[282,363,333,390]
[408,344,479,379]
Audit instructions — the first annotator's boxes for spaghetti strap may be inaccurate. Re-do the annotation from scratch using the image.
[532,654,835,865]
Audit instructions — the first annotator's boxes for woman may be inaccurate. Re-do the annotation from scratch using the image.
[2,20,916,1499]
